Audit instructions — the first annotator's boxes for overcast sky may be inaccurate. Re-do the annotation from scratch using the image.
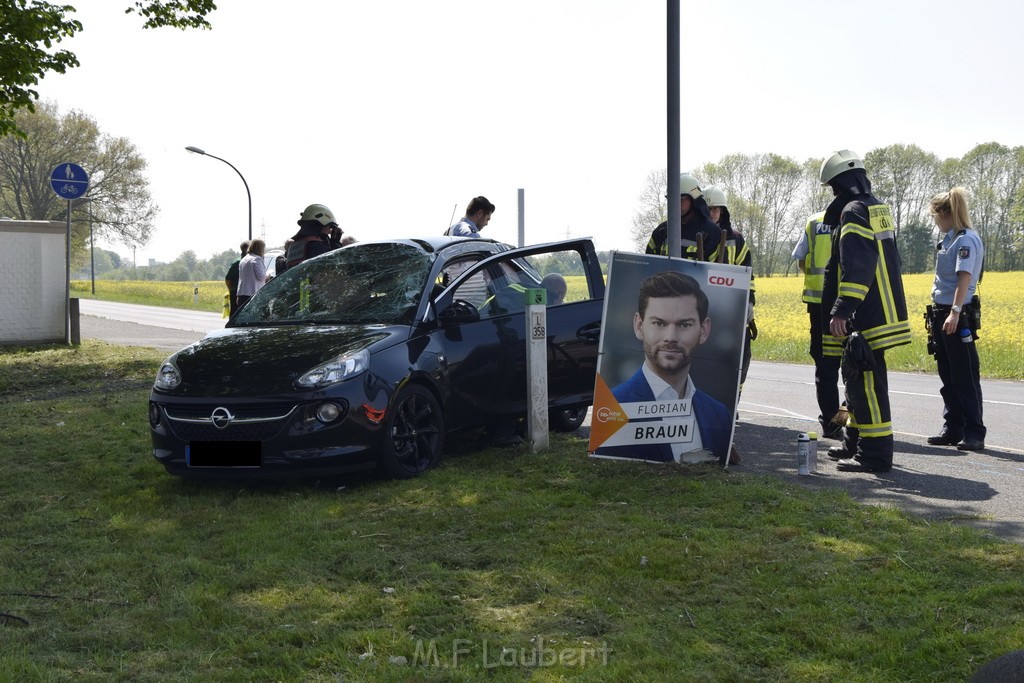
[36,0,1024,265]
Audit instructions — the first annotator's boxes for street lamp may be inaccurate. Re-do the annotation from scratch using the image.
[185,145,252,240]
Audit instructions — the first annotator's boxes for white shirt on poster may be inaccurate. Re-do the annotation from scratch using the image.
[641,363,706,461]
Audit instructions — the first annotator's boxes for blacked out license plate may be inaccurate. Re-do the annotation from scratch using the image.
[187,441,261,467]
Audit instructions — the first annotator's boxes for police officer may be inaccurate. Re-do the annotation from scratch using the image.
[704,185,756,393]
[792,211,844,439]
[820,150,911,473]
[646,173,722,261]
[926,187,986,451]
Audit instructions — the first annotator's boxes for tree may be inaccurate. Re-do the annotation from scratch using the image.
[630,168,668,252]
[957,143,1024,271]
[794,157,833,224]
[0,0,216,137]
[0,100,158,255]
[864,144,939,240]
[700,153,804,276]
[629,143,1024,274]
[896,219,935,274]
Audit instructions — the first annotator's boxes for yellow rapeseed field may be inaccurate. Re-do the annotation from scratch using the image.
[754,272,1022,379]
[72,280,227,311]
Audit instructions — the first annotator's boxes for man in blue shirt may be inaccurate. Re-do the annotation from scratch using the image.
[447,196,495,238]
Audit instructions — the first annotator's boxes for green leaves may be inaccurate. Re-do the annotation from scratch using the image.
[125,0,217,30]
[0,1,215,137]
[0,0,82,138]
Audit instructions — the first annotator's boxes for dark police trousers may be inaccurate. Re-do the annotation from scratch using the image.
[842,347,893,468]
[930,309,986,442]
[809,303,841,421]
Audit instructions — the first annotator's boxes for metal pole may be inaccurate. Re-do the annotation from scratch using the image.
[206,153,253,241]
[64,200,71,344]
[89,197,95,295]
[186,147,252,240]
[666,0,681,258]
[518,188,525,247]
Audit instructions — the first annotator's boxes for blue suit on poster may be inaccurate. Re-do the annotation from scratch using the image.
[601,368,732,462]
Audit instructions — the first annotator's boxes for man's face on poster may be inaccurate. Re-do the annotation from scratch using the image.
[633,294,711,378]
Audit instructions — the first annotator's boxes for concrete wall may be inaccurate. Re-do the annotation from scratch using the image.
[0,220,67,345]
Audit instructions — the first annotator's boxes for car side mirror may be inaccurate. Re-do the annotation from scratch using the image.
[438,299,480,325]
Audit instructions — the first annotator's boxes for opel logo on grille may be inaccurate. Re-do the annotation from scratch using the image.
[210,407,235,429]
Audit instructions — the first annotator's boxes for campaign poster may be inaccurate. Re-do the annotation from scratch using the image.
[588,252,752,466]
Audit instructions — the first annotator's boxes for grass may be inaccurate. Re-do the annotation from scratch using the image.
[2,341,1023,680]
[71,272,1024,379]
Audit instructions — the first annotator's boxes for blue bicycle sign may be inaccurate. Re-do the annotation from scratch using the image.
[50,163,89,200]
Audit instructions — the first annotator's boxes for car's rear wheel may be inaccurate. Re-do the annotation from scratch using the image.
[378,384,444,479]
[550,405,588,433]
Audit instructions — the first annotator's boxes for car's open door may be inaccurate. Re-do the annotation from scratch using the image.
[432,239,605,428]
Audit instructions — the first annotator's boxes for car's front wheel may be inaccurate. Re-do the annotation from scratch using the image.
[378,384,444,479]
[550,405,588,433]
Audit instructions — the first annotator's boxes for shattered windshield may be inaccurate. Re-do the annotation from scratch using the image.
[231,242,434,326]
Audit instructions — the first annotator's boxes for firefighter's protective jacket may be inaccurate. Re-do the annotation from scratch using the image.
[716,207,755,306]
[646,196,722,261]
[821,170,911,356]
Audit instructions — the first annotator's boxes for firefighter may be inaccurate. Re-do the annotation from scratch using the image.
[704,185,756,395]
[791,211,845,440]
[646,173,722,261]
[657,182,737,464]
[286,204,339,269]
[820,150,911,473]
[926,187,986,451]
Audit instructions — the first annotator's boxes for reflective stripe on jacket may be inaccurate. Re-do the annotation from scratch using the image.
[822,200,911,355]
[802,211,830,304]
[645,219,722,262]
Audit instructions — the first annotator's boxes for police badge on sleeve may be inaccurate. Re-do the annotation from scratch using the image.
[958,246,971,259]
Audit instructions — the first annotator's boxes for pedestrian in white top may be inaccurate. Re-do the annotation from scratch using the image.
[236,238,268,310]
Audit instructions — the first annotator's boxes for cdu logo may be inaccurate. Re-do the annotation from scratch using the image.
[707,271,735,288]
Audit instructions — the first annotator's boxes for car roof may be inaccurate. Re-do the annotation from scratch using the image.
[348,235,509,255]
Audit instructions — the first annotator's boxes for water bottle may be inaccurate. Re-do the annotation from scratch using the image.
[797,433,811,475]
[960,327,973,344]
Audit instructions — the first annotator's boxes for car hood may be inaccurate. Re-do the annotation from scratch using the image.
[162,324,402,396]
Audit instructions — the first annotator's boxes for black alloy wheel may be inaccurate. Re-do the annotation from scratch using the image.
[550,406,588,433]
[379,384,444,479]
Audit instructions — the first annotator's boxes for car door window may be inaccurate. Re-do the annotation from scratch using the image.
[510,248,596,306]
[440,257,489,309]
[446,248,596,320]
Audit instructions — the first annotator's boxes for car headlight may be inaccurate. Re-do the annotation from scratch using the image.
[154,356,181,391]
[297,349,370,388]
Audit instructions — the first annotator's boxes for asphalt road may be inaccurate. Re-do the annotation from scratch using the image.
[78,299,1024,544]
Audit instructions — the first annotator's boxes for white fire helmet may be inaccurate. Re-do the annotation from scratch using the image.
[678,172,703,200]
[819,150,864,185]
[703,185,727,208]
[298,203,337,227]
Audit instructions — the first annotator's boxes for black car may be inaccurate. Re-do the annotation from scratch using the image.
[149,236,605,479]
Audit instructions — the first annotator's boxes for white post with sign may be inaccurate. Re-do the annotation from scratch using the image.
[525,287,549,451]
[49,163,89,344]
